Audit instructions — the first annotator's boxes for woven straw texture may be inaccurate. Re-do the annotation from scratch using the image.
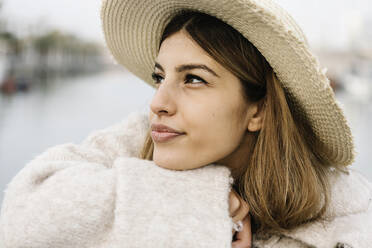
[100,0,356,166]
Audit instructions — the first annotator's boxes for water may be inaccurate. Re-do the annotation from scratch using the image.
[0,70,371,206]
[0,69,155,205]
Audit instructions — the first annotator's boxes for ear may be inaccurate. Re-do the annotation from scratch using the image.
[247,100,265,132]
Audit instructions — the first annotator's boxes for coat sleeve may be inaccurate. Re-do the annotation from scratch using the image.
[0,111,235,248]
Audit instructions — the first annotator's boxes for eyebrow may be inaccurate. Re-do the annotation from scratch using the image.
[154,62,220,78]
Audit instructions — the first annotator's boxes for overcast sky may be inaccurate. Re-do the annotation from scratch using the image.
[1,0,371,50]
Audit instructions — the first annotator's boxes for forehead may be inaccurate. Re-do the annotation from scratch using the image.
[156,31,223,72]
[159,31,201,51]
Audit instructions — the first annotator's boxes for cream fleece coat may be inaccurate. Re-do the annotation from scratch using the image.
[0,110,371,248]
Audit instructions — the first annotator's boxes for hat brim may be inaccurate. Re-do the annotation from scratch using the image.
[101,0,355,166]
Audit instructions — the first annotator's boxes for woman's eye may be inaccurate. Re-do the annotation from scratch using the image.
[151,72,208,85]
[184,74,208,85]
[151,72,164,84]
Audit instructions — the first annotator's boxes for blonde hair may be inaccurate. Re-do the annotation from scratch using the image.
[140,10,343,234]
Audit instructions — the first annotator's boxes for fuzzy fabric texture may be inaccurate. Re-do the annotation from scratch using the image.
[252,168,372,248]
[1,110,371,248]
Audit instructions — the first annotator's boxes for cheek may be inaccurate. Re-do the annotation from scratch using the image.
[183,105,245,164]
[151,92,247,169]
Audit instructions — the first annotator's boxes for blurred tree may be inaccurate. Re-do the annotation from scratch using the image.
[0,0,4,32]
[33,30,99,56]
[33,31,61,79]
[32,30,102,78]
[33,30,62,55]
[0,31,22,80]
[0,32,22,54]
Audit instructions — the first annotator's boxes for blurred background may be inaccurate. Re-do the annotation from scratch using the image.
[0,0,371,205]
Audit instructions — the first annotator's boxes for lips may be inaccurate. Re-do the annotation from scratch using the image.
[151,131,184,142]
[151,123,184,133]
[150,123,185,143]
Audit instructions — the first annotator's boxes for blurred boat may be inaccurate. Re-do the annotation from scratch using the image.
[0,75,17,94]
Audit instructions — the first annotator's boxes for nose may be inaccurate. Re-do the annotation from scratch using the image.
[150,80,176,116]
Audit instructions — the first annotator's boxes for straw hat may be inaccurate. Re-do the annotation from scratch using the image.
[100,0,355,166]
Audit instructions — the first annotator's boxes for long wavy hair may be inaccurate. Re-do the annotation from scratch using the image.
[140,10,338,234]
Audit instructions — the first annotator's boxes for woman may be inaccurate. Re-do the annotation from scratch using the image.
[1,0,371,248]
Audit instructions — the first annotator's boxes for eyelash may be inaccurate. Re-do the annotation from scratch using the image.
[151,72,208,85]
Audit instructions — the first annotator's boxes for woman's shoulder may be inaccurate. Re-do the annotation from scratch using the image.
[325,167,372,217]
[254,167,372,248]
[303,168,372,247]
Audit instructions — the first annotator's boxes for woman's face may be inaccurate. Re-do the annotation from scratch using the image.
[149,30,263,171]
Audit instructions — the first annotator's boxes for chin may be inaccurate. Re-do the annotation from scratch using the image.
[153,158,182,171]
[152,156,186,171]
[152,149,209,170]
